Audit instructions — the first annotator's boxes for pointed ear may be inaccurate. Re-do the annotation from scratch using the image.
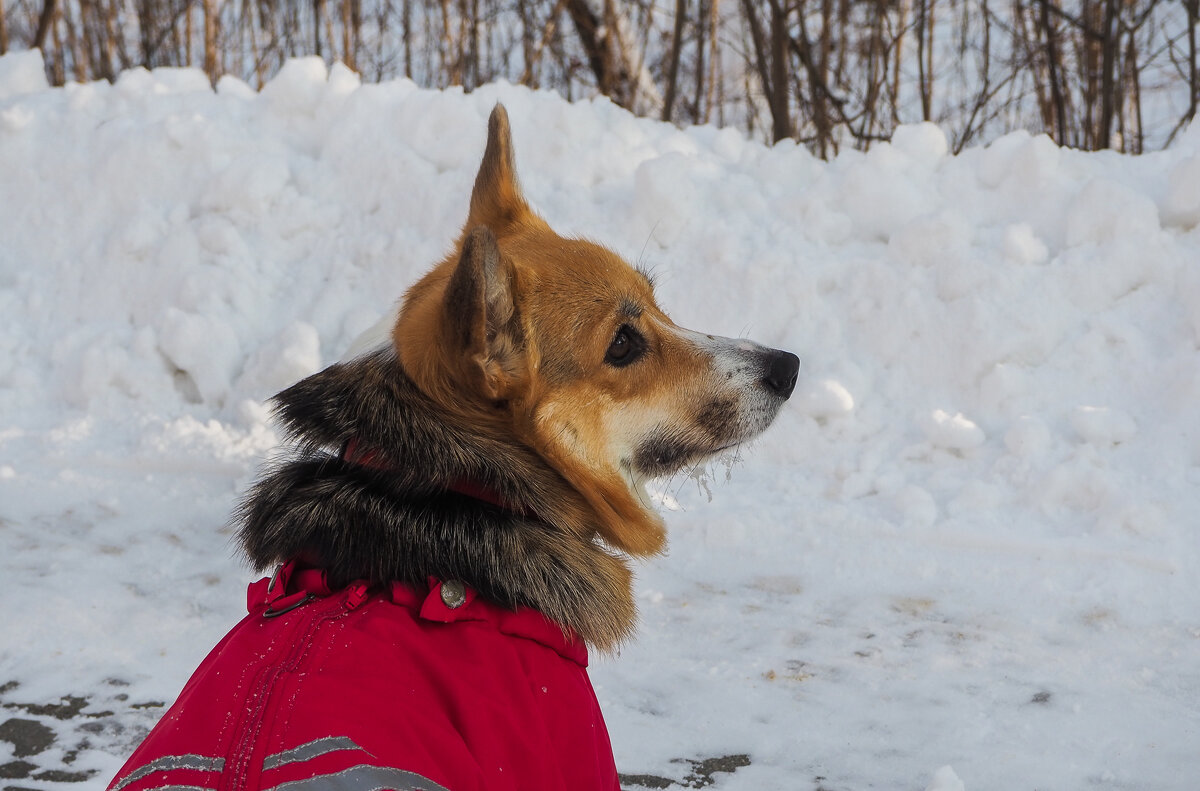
[467,104,531,231]
[444,226,524,400]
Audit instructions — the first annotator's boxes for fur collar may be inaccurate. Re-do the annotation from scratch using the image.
[235,349,636,651]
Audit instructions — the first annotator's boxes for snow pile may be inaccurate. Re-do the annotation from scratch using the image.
[925,765,966,791]
[2,51,1198,789]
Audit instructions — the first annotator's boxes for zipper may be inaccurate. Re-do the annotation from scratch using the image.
[220,597,344,791]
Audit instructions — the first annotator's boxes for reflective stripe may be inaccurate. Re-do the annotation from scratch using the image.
[111,755,224,791]
[263,764,451,791]
[263,736,364,771]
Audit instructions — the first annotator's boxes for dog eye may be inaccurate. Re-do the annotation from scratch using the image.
[605,325,643,367]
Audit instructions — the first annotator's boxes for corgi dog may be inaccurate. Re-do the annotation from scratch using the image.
[109,104,798,791]
[241,103,798,648]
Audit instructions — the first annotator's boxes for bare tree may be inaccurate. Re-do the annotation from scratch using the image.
[1097,0,1117,149]
[33,0,59,50]
[1187,0,1199,130]
[768,0,789,140]
[739,0,790,141]
[0,0,1193,159]
[1037,0,1069,144]
[0,0,10,54]
[662,0,686,121]
[203,0,218,84]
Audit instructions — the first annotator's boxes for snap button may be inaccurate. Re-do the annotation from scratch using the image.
[440,580,467,609]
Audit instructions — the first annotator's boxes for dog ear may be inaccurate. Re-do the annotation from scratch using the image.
[466,104,531,233]
[444,226,523,400]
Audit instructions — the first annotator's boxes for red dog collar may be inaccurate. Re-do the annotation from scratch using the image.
[341,437,530,515]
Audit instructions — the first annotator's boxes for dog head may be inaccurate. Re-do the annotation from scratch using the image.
[394,105,799,557]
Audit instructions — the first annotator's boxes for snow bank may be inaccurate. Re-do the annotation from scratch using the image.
[2,51,1198,789]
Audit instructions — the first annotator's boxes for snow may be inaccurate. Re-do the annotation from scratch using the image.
[925,765,965,791]
[795,378,855,419]
[2,50,1199,789]
[0,50,48,101]
[919,410,986,451]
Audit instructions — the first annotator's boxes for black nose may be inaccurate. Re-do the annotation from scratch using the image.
[762,350,800,399]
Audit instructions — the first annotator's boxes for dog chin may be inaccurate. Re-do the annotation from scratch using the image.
[624,436,740,485]
[619,439,749,512]
[630,401,786,480]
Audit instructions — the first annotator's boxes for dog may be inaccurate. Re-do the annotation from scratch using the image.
[108,104,799,791]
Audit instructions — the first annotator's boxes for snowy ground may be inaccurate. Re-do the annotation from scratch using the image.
[2,48,1199,790]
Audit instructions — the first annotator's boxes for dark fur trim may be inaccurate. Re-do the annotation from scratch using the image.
[235,348,635,650]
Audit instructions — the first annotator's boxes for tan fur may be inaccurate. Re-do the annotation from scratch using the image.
[393,104,794,560]
[395,108,651,555]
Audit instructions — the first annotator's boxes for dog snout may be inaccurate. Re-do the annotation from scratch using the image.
[761,350,800,399]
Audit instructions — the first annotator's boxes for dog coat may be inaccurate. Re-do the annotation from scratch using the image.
[107,562,621,791]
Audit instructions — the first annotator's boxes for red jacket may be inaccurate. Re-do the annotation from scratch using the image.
[108,562,620,791]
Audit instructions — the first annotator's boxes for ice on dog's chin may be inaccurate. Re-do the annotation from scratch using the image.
[640,442,747,510]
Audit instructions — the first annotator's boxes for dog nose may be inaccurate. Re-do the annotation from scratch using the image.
[762,350,800,399]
